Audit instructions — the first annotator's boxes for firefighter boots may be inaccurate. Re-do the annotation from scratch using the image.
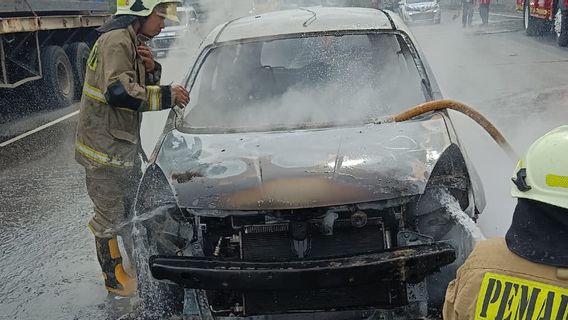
[95,236,137,297]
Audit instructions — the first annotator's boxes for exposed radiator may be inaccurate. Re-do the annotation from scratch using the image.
[240,219,385,261]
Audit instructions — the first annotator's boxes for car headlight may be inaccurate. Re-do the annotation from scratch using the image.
[134,164,177,213]
[408,144,472,240]
[133,164,192,256]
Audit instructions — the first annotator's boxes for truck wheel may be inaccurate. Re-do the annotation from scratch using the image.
[38,45,75,108]
[555,9,568,46]
[524,0,543,36]
[64,42,91,100]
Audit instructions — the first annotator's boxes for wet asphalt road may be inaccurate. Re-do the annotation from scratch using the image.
[410,11,568,237]
[1,9,568,320]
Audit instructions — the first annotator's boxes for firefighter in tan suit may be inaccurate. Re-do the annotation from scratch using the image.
[75,0,189,296]
[443,126,568,319]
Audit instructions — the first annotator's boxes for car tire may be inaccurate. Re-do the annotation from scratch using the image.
[133,225,183,318]
[434,16,441,24]
[555,9,568,46]
[64,42,91,100]
[36,45,75,108]
[524,0,544,36]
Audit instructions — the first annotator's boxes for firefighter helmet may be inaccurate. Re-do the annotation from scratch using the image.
[511,125,568,209]
[116,0,181,22]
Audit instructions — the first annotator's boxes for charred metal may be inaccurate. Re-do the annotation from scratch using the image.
[132,7,485,320]
[150,243,456,290]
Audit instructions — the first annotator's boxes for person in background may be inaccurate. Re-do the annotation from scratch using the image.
[75,0,190,296]
[369,0,382,9]
[479,0,490,26]
[443,125,568,319]
[462,0,475,28]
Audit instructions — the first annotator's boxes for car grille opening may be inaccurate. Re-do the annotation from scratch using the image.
[199,206,413,316]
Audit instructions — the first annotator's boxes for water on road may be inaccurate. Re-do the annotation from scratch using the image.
[1,9,567,319]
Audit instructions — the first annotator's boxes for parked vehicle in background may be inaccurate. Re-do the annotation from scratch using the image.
[398,0,441,24]
[0,0,110,108]
[133,7,485,319]
[149,6,199,58]
[518,0,568,46]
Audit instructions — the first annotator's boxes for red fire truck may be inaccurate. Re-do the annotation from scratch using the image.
[517,0,568,46]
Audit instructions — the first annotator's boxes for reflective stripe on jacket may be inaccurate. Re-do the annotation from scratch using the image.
[75,25,172,169]
[443,238,568,320]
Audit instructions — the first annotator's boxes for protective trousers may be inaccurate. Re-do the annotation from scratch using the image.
[85,166,139,238]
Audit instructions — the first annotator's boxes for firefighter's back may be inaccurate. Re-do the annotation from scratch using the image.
[443,238,568,320]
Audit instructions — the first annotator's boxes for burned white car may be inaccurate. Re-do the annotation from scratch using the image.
[133,7,485,319]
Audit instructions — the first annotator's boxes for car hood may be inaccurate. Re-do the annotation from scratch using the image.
[156,113,452,210]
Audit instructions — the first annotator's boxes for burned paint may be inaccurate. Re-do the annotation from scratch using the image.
[172,171,204,184]
[156,112,453,210]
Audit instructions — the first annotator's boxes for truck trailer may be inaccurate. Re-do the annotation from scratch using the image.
[0,0,111,108]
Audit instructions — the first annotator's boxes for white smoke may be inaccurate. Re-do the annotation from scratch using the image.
[412,24,568,238]
[141,0,259,153]
[143,1,568,241]
[183,33,425,130]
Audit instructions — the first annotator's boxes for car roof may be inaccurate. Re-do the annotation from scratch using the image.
[203,7,410,45]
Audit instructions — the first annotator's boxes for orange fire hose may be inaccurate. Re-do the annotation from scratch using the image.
[389,99,517,161]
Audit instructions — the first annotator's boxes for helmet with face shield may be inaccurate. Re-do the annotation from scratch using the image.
[511,125,568,209]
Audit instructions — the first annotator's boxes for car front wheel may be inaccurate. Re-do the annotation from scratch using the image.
[133,224,183,318]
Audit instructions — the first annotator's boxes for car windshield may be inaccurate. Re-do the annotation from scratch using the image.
[183,33,427,132]
[407,0,433,4]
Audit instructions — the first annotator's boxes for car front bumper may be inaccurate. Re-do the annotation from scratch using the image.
[150,242,456,290]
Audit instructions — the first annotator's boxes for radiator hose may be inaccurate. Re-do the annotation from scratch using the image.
[388,99,517,161]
